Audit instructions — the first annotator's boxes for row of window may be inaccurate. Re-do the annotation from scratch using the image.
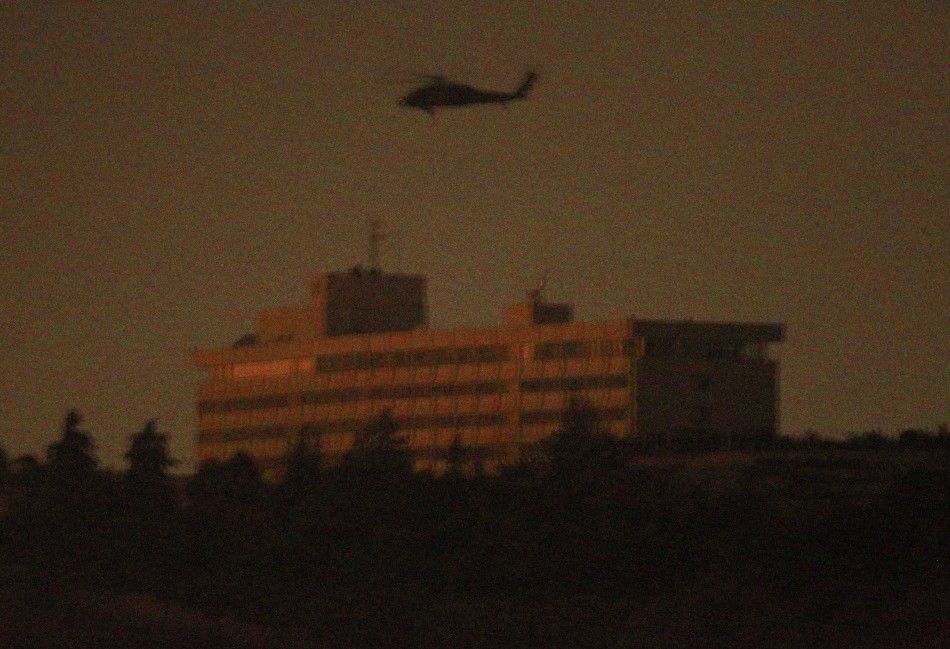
[300,381,507,404]
[198,395,290,415]
[198,381,507,415]
[198,405,634,445]
[295,412,508,435]
[533,339,636,360]
[315,345,508,373]
[232,359,300,379]
[198,412,509,444]
[520,374,629,392]
[643,339,763,360]
[198,425,286,444]
[200,443,497,464]
[212,339,641,384]
[520,407,630,425]
[407,413,507,429]
[198,374,632,415]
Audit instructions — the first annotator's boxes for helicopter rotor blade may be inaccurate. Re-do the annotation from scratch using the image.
[379,66,450,85]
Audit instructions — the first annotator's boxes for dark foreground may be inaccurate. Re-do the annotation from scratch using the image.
[2,447,948,648]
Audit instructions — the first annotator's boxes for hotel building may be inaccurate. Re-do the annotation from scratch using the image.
[194,269,784,474]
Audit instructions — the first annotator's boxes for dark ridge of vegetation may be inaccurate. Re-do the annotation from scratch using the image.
[0,443,7,488]
[1,410,948,648]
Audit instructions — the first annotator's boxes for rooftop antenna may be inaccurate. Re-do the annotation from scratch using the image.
[529,269,548,303]
[368,218,385,272]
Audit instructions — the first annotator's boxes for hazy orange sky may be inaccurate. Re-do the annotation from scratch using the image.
[1,2,947,469]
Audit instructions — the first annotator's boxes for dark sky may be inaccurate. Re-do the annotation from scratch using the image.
[2,2,947,469]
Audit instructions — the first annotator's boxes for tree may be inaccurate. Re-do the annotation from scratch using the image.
[124,419,177,511]
[346,411,412,477]
[443,433,482,477]
[898,428,932,448]
[126,419,176,482]
[542,398,624,478]
[187,452,262,506]
[281,425,325,500]
[10,454,42,481]
[848,429,888,449]
[0,442,8,487]
[46,409,98,483]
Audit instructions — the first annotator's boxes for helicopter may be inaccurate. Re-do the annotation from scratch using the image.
[399,71,537,114]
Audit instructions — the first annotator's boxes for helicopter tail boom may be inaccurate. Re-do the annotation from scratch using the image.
[513,71,537,99]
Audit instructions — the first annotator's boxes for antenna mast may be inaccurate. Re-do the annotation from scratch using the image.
[529,269,548,303]
[368,218,384,272]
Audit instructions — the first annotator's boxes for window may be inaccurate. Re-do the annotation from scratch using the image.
[314,345,508,373]
[232,359,296,379]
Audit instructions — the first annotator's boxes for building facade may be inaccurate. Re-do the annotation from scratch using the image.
[194,269,784,474]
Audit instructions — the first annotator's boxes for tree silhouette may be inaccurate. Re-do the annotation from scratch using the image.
[46,409,98,483]
[346,411,412,477]
[281,425,325,501]
[125,419,176,483]
[187,452,262,506]
[124,419,177,512]
[849,429,888,449]
[542,398,623,478]
[10,454,42,481]
[443,433,482,477]
[0,442,7,487]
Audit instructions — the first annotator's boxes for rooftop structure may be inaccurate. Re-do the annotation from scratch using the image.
[194,269,784,475]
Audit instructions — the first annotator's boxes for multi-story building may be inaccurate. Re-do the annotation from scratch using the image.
[194,268,784,475]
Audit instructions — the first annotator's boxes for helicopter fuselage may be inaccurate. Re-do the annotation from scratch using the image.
[399,72,536,114]
[401,84,513,111]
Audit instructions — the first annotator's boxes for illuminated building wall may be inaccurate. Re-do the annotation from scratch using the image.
[194,271,783,475]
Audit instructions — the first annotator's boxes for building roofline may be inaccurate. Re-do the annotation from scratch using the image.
[632,319,785,342]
